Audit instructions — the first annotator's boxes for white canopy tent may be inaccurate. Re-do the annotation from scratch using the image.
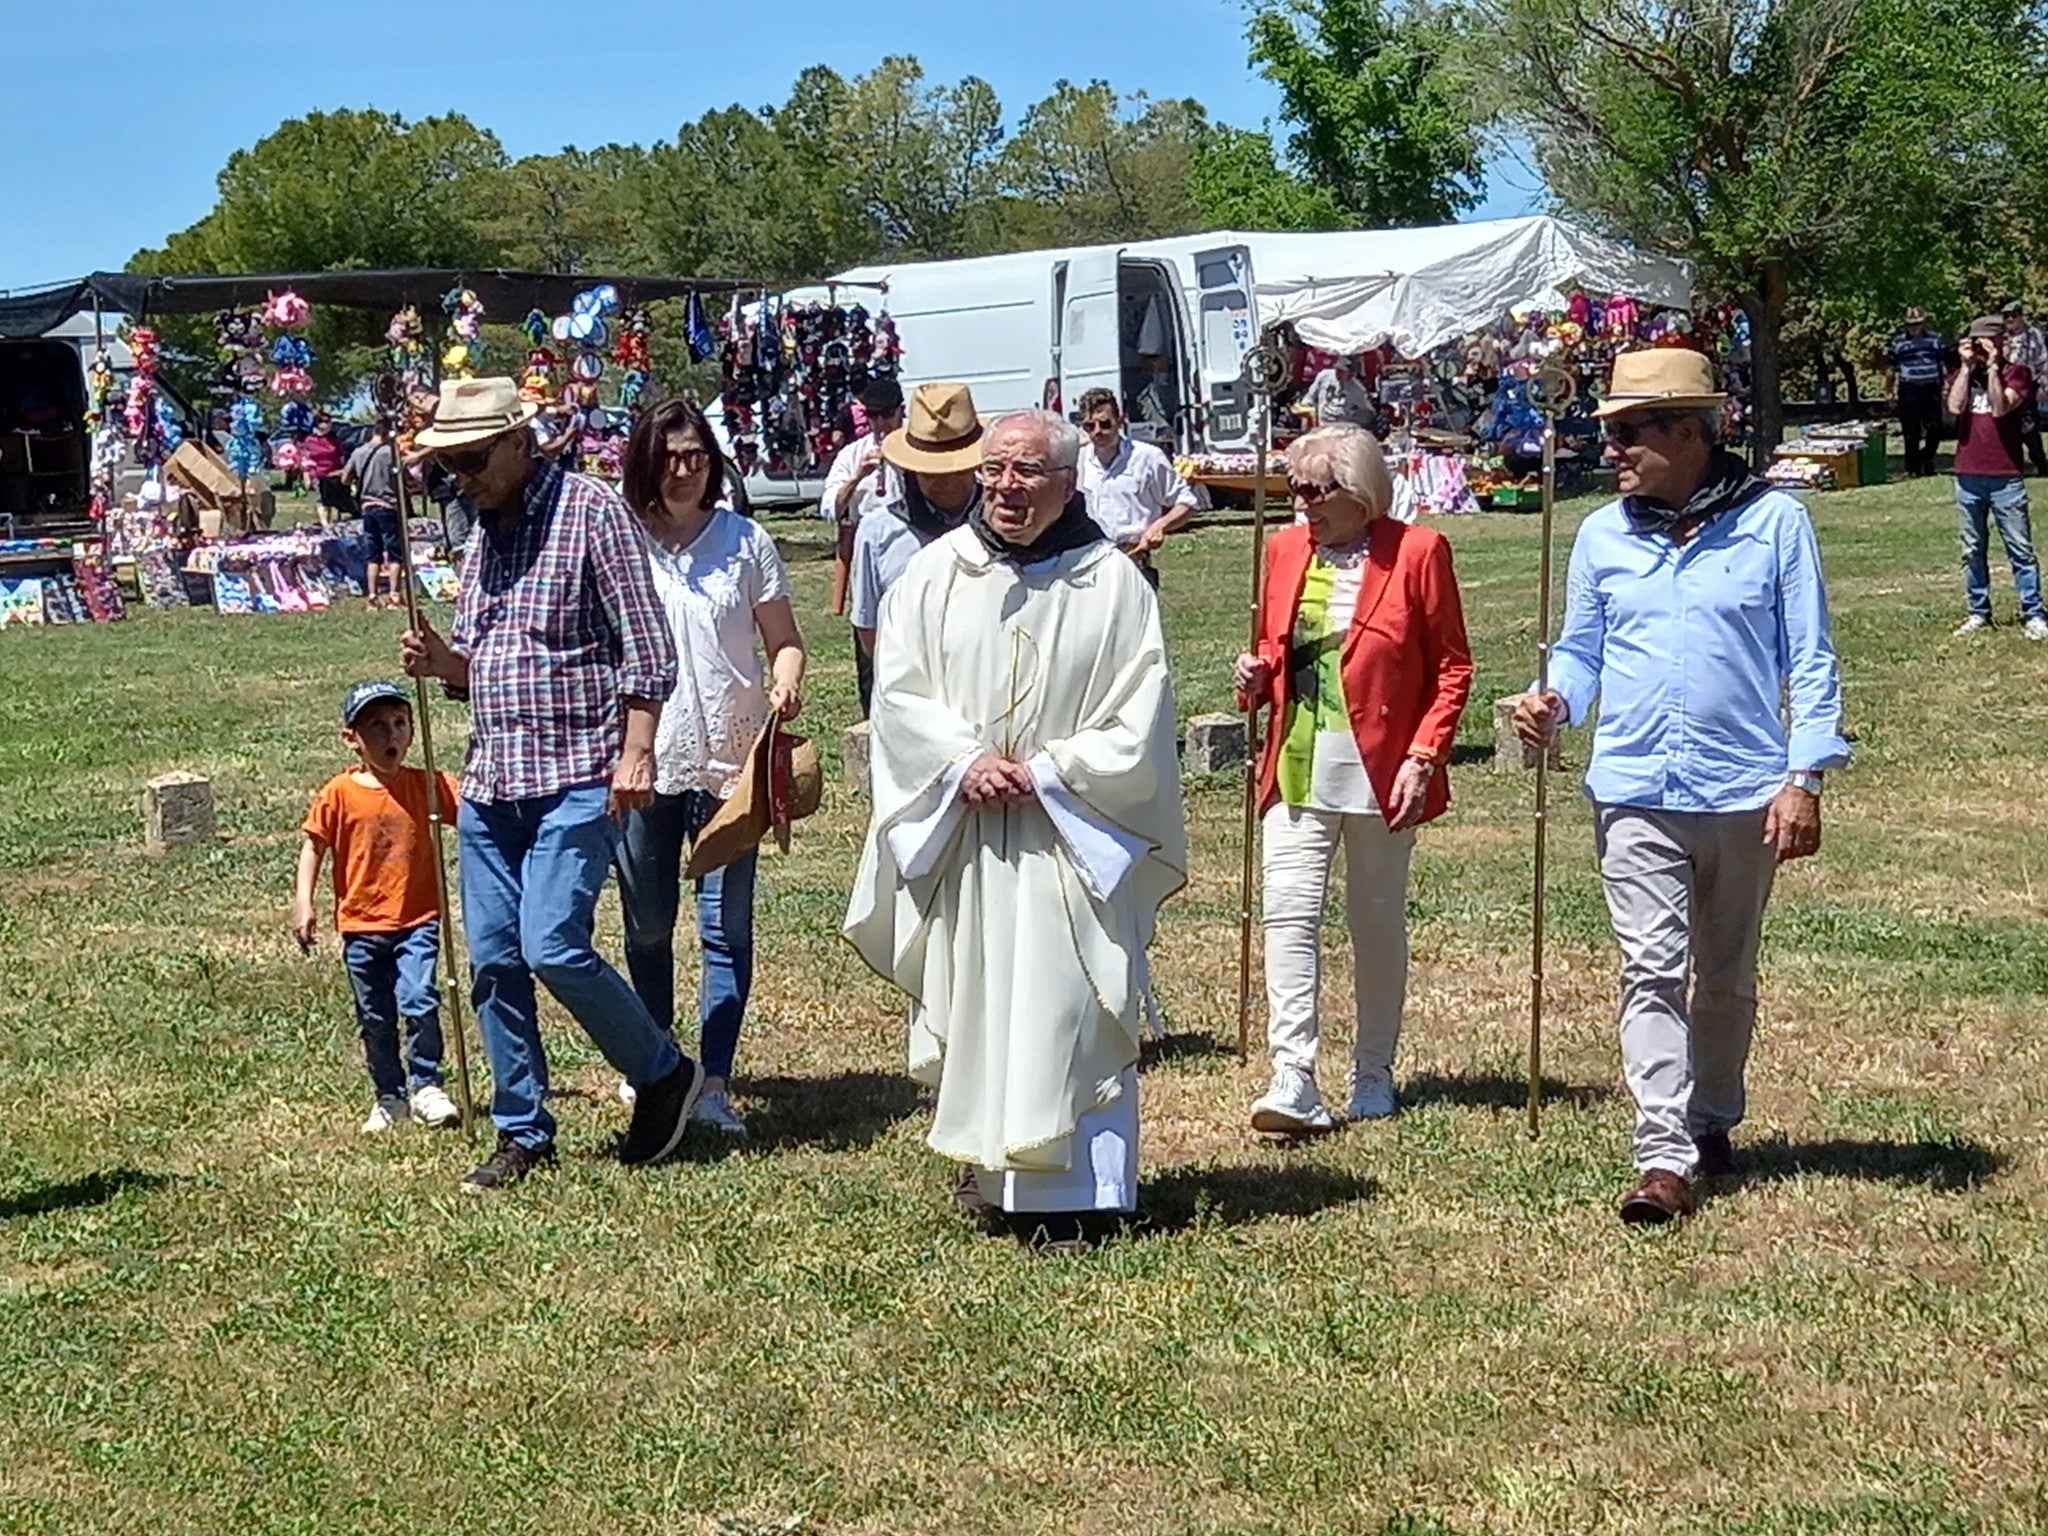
[1236,215,1694,358]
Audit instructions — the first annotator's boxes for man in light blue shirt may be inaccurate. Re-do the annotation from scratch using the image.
[1516,349,1850,1227]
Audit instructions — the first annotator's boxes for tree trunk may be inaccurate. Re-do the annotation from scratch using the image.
[1740,258,1791,469]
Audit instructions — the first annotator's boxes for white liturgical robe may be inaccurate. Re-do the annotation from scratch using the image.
[843,524,1188,1209]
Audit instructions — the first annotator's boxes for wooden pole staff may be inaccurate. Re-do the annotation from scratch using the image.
[393,444,477,1138]
[1235,337,1291,1061]
[1526,361,1577,1139]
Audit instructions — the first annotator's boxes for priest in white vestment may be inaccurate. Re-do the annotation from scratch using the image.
[844,409,1188,1230]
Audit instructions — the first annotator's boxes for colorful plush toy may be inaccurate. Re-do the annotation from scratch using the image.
[441,288,486,376]
[519,347,558,403]
[226,397,266,480]
[261,290,311,329]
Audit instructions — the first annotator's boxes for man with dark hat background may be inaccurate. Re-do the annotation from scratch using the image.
[1514,348,1850,1227]
[1999,301,2048,477]
[398,377,707,1192]
[849,381,985,677]
[1887,308,1947,477]
[820,377,908,715]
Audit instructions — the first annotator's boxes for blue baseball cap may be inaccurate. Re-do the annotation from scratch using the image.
[341,680,411,727]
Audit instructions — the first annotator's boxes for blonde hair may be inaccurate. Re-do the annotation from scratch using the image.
[1287,424,1393,519]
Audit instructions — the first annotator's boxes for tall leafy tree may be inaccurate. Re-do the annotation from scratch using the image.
[1467,0,2048,453]
[1246,0,1488,227]
[998,83,1207,245]
[1187,126,1347,230]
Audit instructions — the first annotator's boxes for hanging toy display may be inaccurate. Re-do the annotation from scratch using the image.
[386,305,430,392]
[122,326,169,468]
[614,308,652,413]
[226,396,267,481]
[215,309,266,398]
[716,293,902,478]
[260,291,316,418]
[520,347,559,404]
[442,287,486,378]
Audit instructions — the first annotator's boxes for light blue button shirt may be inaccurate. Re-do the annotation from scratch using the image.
[1539,488,1851,812]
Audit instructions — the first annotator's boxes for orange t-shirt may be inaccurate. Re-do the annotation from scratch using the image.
[302,766,461,933]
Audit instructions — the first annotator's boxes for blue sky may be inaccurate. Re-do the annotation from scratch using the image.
[0,0,1541,292]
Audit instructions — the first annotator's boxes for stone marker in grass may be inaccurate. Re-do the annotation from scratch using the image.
[1184,712,1247,773]
[144,771,218,852]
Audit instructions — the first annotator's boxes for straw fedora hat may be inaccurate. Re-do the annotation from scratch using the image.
[413,376,541,450]
[1593,349,1727,419]
[882,381,984,474]
[684,720,823,879]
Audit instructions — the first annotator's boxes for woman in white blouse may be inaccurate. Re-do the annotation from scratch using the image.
[615,399,806,1136]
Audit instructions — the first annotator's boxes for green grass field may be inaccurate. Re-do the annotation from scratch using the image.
[3,474,2046,1535]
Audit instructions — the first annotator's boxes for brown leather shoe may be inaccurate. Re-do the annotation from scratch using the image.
[1618,1168,1696,1225]
[953,1167,996,1219]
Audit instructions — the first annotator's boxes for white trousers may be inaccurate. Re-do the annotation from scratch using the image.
[1595,805,1778,1176]
[1261,801,1416,1078]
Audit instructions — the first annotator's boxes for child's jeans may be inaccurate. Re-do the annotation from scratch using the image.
[341,921,445,1099]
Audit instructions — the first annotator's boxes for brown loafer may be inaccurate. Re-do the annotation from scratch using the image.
[1618,1168,1696,1226]
[953,1167,996,1219]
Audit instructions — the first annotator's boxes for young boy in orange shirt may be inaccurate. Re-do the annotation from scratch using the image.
[294,681,463,1133]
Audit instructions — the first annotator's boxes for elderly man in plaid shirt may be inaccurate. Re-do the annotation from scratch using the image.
[402,378,704,1192]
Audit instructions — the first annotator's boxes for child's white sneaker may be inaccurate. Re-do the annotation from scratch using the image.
[410,1084,461,1128]
[690,1085,748,1137]
[361,1095,411,1134]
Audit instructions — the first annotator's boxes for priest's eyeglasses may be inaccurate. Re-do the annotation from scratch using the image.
[976,458,1060,487]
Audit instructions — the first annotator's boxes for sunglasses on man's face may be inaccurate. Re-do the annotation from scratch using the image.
[435,440,499,476]
[1603,414,1685,449]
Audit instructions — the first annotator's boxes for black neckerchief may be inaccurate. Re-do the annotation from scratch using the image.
[900,474,980,541]
[968,491,1107,566]
[1623,449,1770,539]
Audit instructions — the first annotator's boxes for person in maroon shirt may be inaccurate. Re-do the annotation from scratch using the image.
[1946,316,2048,639]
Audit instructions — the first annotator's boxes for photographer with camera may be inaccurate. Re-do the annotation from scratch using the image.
[1947,316,2048,639]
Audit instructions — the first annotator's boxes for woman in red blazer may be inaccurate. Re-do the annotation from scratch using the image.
[1232,425,1473,1134]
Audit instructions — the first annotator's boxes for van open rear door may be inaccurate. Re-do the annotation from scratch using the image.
[1054,249,1122,417]
[1192,244,1255,449]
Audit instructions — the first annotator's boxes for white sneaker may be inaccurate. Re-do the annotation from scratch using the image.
[410,1083,461,1128]
[1347,1068,1399,1122]
[361,1095,411,1134]
[617,1079,637,1106]
[690,1085,748,1137]
[1250,1067,1336,1135]
[2025,616,2048,641]
[1954,614,1992,636]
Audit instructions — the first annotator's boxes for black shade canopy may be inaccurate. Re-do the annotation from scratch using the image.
[0,268,763,338]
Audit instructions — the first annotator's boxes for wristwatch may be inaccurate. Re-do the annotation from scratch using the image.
[1786,771,1824,796]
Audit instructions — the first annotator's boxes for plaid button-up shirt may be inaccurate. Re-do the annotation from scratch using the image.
[449,461,677,803]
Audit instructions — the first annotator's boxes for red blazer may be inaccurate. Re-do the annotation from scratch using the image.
[1242,517,1473,827]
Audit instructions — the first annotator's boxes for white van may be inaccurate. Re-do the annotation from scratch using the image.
[714,218,1695,512]
[716,236,1260,510]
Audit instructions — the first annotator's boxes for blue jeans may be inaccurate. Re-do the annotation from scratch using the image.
[457,783,688,1148]
[340,921,444,1099]
[615,790,757,1079]
[1956,474,2044,620]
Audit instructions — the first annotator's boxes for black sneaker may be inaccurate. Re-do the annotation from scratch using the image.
[619,1056,705,1166]
[460,1134,556,1194]
[1693,1130,1741,1180]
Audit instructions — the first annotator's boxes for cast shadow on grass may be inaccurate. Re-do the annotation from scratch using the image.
[739,1070,924,1153]
[0,1167,167,1221]
[1401,1071,1615,1112]
[1139,1030,1236,1069]
[1738,1135,2004,1192]
[1137,1163,1377,1234]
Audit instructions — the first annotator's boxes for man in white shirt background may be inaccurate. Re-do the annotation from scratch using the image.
[1306,356,1374,429]
[1075,388,1198,589]
[818,378,907,714]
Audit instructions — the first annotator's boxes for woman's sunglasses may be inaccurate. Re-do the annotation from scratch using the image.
[666,446,712,472]
[1288,479,1340,503]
